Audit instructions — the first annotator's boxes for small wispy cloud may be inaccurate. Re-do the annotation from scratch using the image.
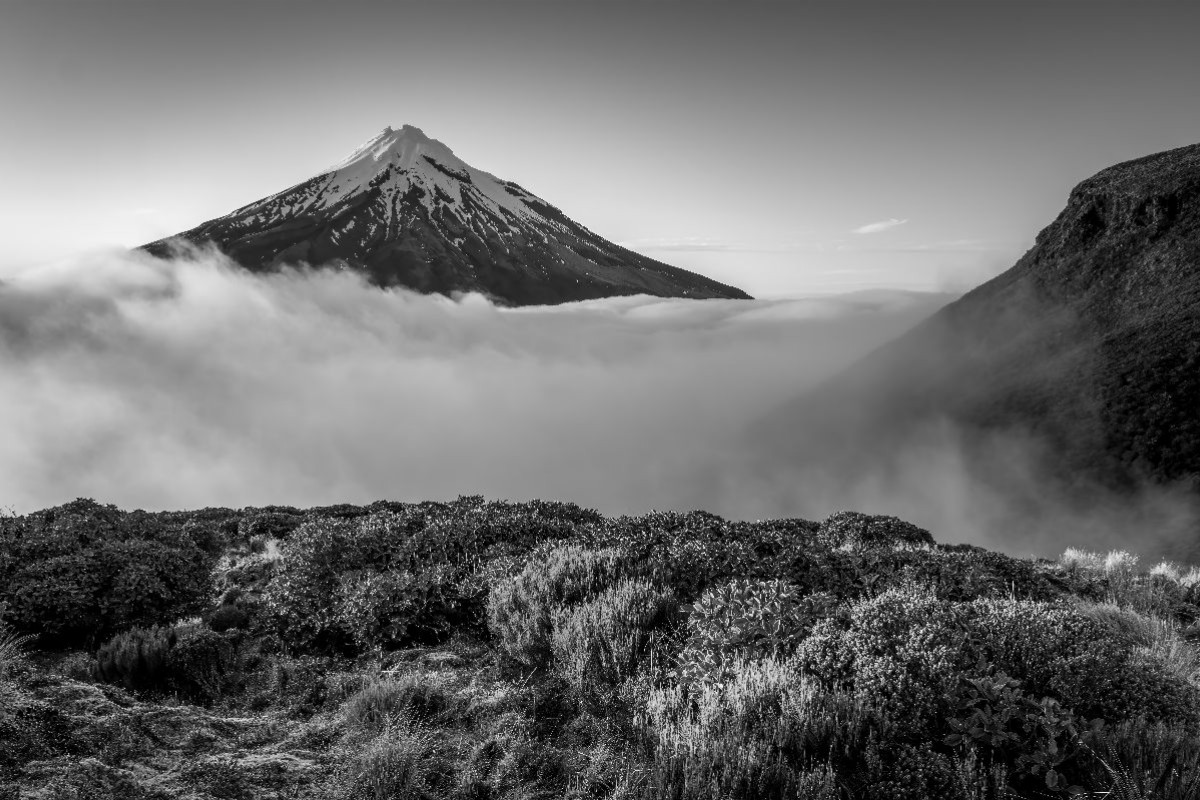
[619,237,733,253]
[620,236,820,254]
[852,218,908,235]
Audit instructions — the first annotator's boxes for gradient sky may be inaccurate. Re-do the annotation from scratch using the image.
[3,0,1200,296]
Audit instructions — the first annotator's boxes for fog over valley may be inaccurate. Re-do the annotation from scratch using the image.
[0,247,946,526]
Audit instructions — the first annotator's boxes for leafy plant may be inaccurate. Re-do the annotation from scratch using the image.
[815,511,934,551]
[677,579,832,687]
[943,671,1083,793]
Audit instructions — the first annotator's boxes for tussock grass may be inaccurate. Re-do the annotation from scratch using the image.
[1076,600,1200,693]
[640,655,871,799]
[0,622,32,682]
[340,714,441,800]
[342,672,452,734]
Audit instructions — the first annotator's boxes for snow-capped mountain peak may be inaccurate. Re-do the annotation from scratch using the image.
[144,126,751,305]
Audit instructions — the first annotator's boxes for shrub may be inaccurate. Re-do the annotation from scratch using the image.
[550,579,675,697]
[860,740,960,800]
[0,499,215,647]
[942,671,1083,793]
[96,625,175,693]
[166,626,238,705]
[55,650,97,682]
[677,579,833,687]
[963,598,1200,725]
[209,603,250,633]
[579,510,821,601]
[264,499,589,653]
[1077,602,1200,684]
[1056,548,1187,616]
[335,566,462,651]
[794,584,970,728]
[884,547,1061,602]
[237,510,303,543]
[487,545,623,669]
[95,624,237,704]
[815,511,934,551]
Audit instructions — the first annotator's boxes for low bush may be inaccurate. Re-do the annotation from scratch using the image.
[96,626,175,693]
[487,544,623,669]
[95,624,237,704]
[579,510,820,601]
[1056,548,1194,617]
[264,498,590,653]
[964,598,1200,725]
[677,579,832,687]
[209,603,251,633]
[0,499,216,647]
[336,565,464,651]
[815,511,934,551]
[237,510,303,543]
[166,626,239,705]
[551,578,675,698]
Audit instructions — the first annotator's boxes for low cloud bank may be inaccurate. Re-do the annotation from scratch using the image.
[5,248,1191,560]
[0,248,943,522]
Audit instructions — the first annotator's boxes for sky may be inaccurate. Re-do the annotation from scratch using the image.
[4,1,1200,297]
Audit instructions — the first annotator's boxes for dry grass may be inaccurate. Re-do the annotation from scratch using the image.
[1077,601,1200,684]
[342,672,451,734]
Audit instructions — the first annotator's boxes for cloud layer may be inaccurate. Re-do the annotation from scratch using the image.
[0,248,945,524]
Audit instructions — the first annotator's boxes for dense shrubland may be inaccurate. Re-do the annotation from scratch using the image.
[3,497,1200,799]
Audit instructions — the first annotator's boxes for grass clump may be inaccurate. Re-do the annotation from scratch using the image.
[342,673,451,734]
[336,714,444,800]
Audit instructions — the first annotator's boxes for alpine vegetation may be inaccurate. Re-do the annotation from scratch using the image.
[4,496,1200,799]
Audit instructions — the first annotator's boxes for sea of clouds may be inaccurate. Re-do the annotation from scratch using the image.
[2,247,1194,559]
[0,249,940,513]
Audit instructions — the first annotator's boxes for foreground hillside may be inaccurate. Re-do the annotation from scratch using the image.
[3,497,1200,799]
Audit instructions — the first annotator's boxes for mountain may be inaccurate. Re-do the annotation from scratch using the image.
[755,143,1200,516]
[142,125,750,305]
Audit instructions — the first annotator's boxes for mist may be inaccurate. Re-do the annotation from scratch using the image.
[4,248,1194,561]
[0,248,944,518]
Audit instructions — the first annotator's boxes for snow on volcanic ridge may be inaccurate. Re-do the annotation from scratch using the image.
[143,125,751,305]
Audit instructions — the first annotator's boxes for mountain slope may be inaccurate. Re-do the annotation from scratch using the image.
[756,143,1200,508]
[143,125,750,305]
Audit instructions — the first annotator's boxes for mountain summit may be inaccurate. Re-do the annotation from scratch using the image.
[143,126,750,305]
